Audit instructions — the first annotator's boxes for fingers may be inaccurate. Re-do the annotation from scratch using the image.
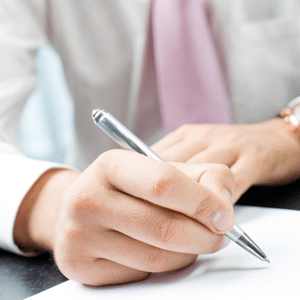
[54,149,235,287]
[57,254,150,286]
[186,145,238,166]
[230,155,258,203]
[154,141,207,162]
[87,188,225,254]
[171,163,235,205]
[151,129,185,154]
[55,227,198,286]
[98,150,235,234]
[60,250,195,287]
[90,230,198,273]
[88,260,149,286]
[183,148,257,204]
[151,126,208,162]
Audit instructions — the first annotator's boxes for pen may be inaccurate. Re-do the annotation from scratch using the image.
[92,109,270,263]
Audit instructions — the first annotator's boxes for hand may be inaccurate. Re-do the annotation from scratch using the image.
[14,150,235,286]
[152,118,300,203]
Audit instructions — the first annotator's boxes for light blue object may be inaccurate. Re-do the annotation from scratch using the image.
[19,45,75,163]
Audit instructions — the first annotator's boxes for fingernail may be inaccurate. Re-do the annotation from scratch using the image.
[222,189,232,204]
[213,209,233,231]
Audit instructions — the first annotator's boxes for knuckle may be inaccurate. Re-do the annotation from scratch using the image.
[146,248,167,272]
[193,194,216,221]
[54,233,84,278]
[213,165,235,185]
[71,191,89,211]
[96,150,117,173]
[63,224,82,242]
[71,192,93,215]
[70,190,106,221]
[63,222,86,243]
[153,216,181,245]
[212,164,231,176]
[55,254,89,284]
[234,176,251,195]
[54,253,72,279]
[96,150,111,167]
[151,168,180,198]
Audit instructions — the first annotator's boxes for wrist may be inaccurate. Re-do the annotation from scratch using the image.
[263,117,300,148]
[278,96,300,137]
[258,117,300,183]
[14,168,81,253]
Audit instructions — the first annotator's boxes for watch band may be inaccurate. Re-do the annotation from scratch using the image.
[279,96,300,136]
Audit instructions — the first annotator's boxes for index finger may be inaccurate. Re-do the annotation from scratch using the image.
[97,150,235,234]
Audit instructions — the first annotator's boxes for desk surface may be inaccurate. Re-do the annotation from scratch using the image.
[1,180,300,300]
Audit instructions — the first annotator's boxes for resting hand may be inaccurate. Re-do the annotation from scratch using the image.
[14,150,234,286]
[152,118,300,203]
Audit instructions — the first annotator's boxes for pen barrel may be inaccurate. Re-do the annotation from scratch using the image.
[225,224,244,242]
[93,109,164,162]
[92,109,269,264]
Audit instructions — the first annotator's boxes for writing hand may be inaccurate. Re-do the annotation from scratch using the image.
[14,150,234,286]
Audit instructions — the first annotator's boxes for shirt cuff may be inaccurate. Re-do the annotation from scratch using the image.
[0,154,67,255]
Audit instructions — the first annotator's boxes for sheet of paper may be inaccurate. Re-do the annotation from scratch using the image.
[27,206,300,300]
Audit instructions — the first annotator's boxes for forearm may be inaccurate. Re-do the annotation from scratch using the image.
[246,117,300,185]
[152,116,300,204]
[13,168,81,253]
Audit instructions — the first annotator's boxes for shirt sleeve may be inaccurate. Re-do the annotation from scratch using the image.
[0,1,65,255]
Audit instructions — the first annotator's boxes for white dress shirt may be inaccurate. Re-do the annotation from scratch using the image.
[1,0,300,254]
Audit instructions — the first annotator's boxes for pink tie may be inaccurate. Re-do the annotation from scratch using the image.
[152,0,232,133]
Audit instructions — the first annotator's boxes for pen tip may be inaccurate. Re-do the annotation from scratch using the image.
[264,258,270,264]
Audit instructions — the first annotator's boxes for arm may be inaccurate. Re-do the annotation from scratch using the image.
[152,117,300,203]
[0,0,64,254]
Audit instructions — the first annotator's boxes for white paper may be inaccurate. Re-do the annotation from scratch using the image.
[27,206,300,300]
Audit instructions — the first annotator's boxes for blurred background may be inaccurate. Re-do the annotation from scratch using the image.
[17,0,298,165]
[18,45,75,164]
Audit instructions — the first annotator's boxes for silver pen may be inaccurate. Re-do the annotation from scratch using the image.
[92,109,270,263]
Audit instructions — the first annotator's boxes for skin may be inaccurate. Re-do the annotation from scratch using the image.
[152,118,300,203]
[14,149,235,286]
[14,117,299,286]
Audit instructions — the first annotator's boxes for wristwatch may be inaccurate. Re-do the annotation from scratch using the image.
[279,96,300,136]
